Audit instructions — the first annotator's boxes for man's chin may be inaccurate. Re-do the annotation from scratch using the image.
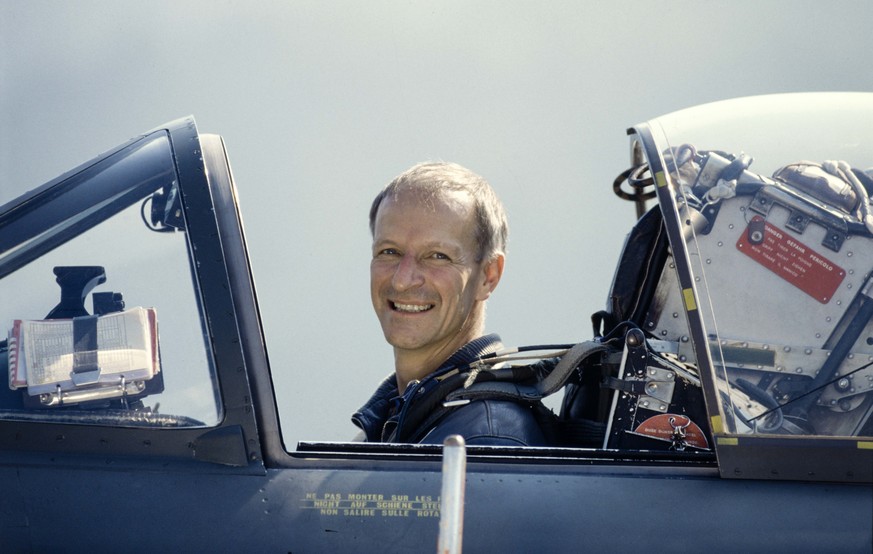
[385,334,430,351]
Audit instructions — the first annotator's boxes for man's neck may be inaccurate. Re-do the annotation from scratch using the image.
[394,347,453,395]
[394,332,482,394]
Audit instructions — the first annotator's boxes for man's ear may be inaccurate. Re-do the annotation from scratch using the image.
[476,253,505,301]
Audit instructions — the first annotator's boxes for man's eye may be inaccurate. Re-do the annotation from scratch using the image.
[375,248,399,257]
[431,252,450,261]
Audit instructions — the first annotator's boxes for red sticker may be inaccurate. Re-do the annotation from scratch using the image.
[736,216,845,304]
[634,414,709,449]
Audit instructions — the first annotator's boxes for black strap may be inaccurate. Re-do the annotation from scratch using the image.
[72,314,100,385]
[447,340,609,404]
[389,372,468,442]
[601,375,647,395]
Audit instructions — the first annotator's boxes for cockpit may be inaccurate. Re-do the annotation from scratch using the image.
[0,95,871,483]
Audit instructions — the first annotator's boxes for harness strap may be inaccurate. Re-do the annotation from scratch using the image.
[601,375,647,395]
[446,340,609,404]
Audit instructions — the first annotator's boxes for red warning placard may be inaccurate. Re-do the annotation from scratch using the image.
[736,216,845,303]
[633,414,709,449]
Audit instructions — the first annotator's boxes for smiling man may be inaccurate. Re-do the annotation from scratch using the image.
[352,162,547,446]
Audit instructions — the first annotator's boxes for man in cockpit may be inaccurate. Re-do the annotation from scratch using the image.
[352,162,547,446]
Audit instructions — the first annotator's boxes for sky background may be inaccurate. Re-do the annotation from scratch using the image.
[3,1,873,446]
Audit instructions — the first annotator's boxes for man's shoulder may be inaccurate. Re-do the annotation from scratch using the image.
[421,399,547,447]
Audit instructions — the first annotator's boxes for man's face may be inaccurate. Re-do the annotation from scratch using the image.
[370,191,501,365]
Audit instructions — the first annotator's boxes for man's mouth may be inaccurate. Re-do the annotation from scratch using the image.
[391,301,434,313]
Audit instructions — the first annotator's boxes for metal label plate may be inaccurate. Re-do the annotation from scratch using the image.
[736,216,845,303]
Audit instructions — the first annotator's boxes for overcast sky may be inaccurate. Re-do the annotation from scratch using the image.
[3,1,873,445]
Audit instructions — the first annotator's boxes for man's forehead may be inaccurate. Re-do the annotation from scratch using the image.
[383,187,474,214]
[374,190,478,251]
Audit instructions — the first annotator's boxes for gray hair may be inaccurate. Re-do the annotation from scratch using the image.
[369,161,508,262]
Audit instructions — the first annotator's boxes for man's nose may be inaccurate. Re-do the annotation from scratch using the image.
[391,254,424,291]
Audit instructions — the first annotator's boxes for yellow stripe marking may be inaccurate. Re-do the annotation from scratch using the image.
[709,416,723,434]
[683,288,697,312]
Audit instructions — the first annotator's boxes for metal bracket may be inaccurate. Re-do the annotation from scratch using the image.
[822,228,847,252]
[785,209,811,234]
